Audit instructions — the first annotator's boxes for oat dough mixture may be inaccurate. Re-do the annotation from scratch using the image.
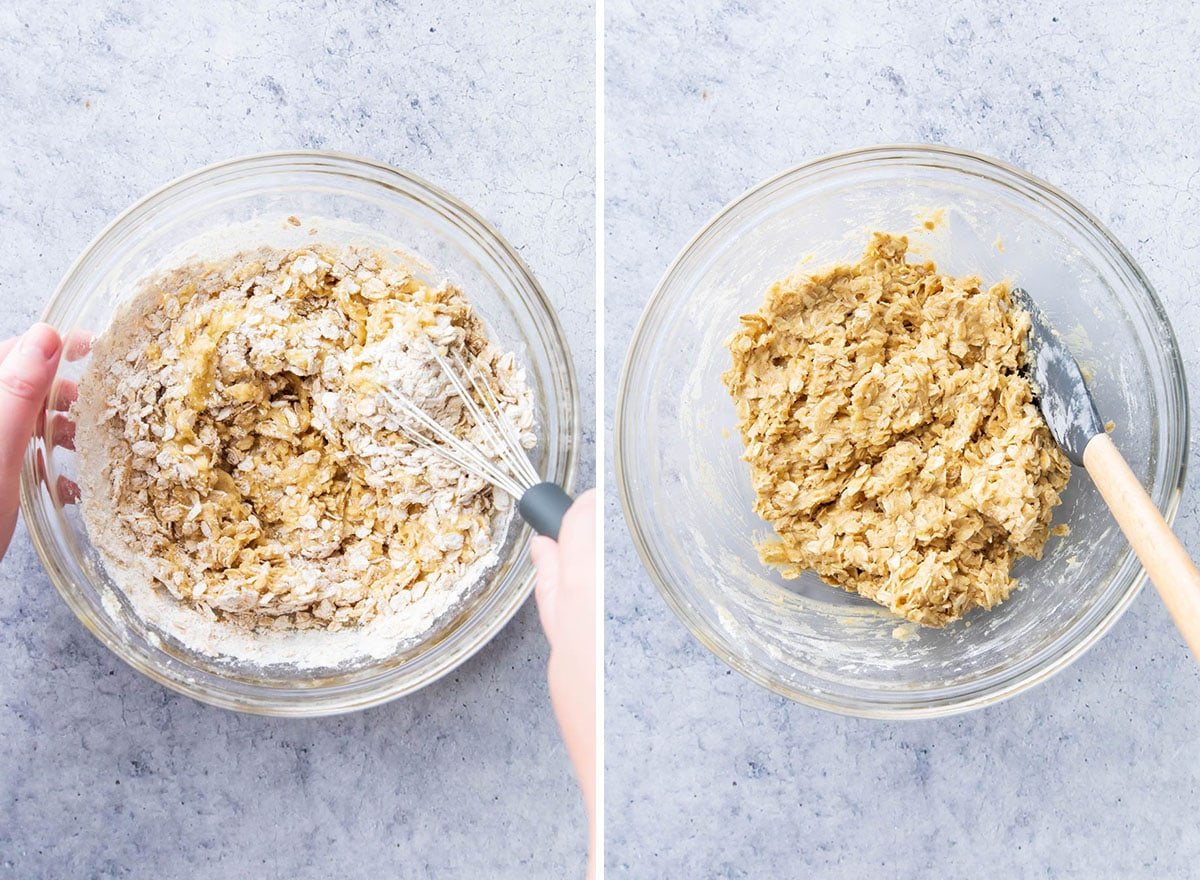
[724,233,1070,626]
[74,244,534,641]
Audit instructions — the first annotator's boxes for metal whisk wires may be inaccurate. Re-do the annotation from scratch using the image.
[381,336,573,540]
[380,340,539,500]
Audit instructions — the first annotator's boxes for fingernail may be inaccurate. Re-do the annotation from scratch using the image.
[18,324,61,360]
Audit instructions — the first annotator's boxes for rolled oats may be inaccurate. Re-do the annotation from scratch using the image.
[724,233,1070,626]
[75,244,535,637]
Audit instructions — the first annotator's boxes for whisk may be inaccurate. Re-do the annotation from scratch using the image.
[381,340,574,540]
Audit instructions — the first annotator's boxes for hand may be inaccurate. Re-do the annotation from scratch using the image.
[0,324,63,560]
[531,489,597,878]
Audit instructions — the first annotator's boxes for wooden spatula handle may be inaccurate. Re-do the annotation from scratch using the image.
[1083,432,1200,660]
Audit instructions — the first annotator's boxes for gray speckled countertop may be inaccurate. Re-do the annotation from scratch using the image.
[0,3,593,878]
[606,1,1200,877]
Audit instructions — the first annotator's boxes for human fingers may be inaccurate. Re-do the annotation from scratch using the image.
[64,329,92,362]
[0,328,81,365]
[50,413,76,451]
[47,327,89,413]
[0,325,63,475]
[0,333,79,411]
[0,325,63,556]
[56,475,80,505]
[32,449,79,506]
[50,378,77,412]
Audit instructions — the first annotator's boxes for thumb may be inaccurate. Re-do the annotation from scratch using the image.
[0,324,62,557]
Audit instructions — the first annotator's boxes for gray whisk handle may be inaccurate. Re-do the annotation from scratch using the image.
[518,482,574,540]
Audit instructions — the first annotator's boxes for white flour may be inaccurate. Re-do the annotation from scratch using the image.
[73,244,534,670]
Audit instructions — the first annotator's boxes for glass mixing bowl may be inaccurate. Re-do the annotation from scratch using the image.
[20,151,578,716]
[616,145,1188,719]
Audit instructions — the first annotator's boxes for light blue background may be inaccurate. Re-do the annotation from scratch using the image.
[606,1,1200,876]
[0,2,595,878]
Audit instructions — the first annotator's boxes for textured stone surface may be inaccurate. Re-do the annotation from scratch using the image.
[606,1,1200,876]
[0,2,593,878]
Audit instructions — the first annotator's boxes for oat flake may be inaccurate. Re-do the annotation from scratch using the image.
[73,244,534,664]
[723,233,1070,626]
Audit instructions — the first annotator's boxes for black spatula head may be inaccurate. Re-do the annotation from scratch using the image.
[1010,286,1104,466]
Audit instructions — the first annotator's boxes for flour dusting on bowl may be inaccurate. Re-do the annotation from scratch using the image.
[617,145,1186,717]
[73,242,535,669]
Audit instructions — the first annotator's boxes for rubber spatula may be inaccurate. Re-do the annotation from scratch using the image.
[1012,287,1200,659]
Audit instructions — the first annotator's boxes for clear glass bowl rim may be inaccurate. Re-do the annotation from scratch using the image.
[615,143,1189,719]
[20,149,580,716]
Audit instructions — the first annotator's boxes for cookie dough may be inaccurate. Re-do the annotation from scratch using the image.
[75,244,534,634]
[723,233,1070,626]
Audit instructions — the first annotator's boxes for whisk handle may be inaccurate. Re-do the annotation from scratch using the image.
[518,482,574,540]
